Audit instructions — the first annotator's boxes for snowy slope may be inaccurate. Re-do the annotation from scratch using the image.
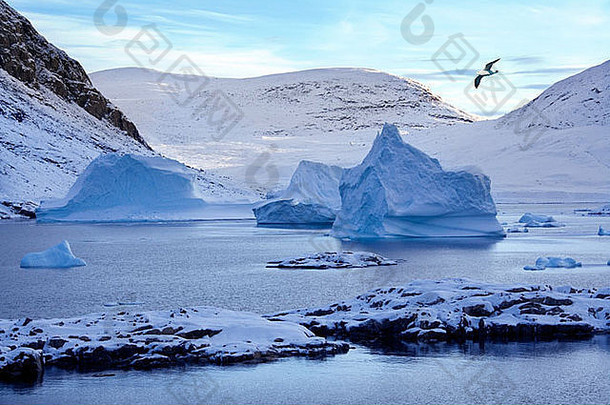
[409,60,610,202]
[91,67,475,188]
[499,60,610,129]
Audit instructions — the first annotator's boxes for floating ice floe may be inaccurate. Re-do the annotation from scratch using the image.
[268,278,610,343]
[598,226,610,236]
[332,124,504,238]
[267,251,397,269]
[505,226,528,233]
[523,256,582,271]
[20,241,86,269]
[518,212,564,228]
[253,161,343,225]
[36,154,210,222]
[0,307,348,383]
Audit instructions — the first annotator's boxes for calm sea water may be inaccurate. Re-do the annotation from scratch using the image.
[0,203,609,404]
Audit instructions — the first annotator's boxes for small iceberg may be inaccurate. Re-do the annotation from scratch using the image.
[524,256,582,271]
[598,226,610,236]
[20,241,86,269]
[267,251,397,269]
[505,226,528,233]
[518,213,563,228]
[253,161,343,225]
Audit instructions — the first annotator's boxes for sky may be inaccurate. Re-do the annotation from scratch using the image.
[8,0,610,116]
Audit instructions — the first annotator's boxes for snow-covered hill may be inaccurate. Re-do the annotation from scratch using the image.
[499,60,610,129]
[409,60,610,202]
[91,67,475,188]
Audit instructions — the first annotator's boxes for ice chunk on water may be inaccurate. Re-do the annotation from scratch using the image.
[254,161,343,225]
[20,240,86,268]
[518,212,563,228]
[598,226,610,236]
[524,256,582,271]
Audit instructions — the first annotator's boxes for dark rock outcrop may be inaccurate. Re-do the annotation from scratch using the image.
[0,0,149,148]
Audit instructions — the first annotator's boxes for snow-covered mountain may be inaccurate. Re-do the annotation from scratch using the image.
[0,1,255,218]
[91,67,475,187]
[499,60,610,129]
[409,60,610,202]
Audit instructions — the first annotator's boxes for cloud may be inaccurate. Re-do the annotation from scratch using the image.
[518,83,550,90]
[506,56,546,65]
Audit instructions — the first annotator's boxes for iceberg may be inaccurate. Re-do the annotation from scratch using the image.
[523,256,582,271]
[598,226,610,236]
[253,160,343,225]
[332,124,504,238]
[518,213,563,228]
[20,240,86,268]
[36,154,208,222]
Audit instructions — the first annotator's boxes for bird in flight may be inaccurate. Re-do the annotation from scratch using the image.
[474,58,500,89]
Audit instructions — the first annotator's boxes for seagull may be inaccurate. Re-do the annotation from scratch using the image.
[474,58,500,88]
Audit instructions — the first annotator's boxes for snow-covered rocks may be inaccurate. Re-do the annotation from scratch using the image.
[0,347,44,383]
[268,279,610,343]
[20,241,86,269]
[332,124,504,238]
[523,257,582,271]
[253,161,343,225]
[36,154,211,222]
[267,251,397,269]
[0,307,348,382]
[518,213,563,228]
[598,226,610,236]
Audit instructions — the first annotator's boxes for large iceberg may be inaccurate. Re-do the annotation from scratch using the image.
[37,154,209,222]
[332,124,504,238]
[253,160,343,224]
[20,240,86,268]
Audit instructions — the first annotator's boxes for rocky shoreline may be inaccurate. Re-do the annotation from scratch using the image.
[269,279,610,344]
[0,307,348,383]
